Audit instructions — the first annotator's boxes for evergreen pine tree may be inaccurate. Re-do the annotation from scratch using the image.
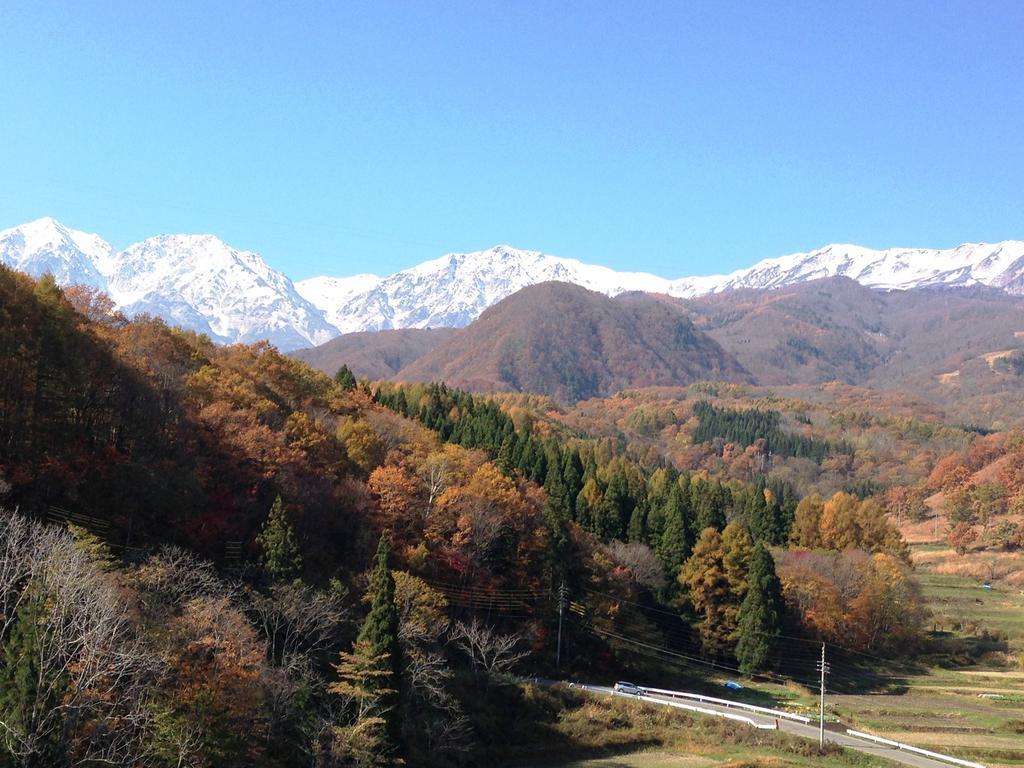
[734,543,783,674]
[561,450,584,519]
[496,433,516,475]
[745,490,772,544]
[0,591,66,765]
[658,483,691,574]
[393,389,409,417]
[693,479,727,532]
[544,460,569,536]
[593,497,621,541]
[334,364,357,391]
[257,495,303,582]
[542,487,572,582]
[596,471,633,541]
[353,532,402,754]
[645,501,666,545]
[626,504,646,543]
[530,443,548,485]
[510,428,529,470]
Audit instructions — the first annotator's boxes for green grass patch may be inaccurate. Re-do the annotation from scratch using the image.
[475,683,893,768]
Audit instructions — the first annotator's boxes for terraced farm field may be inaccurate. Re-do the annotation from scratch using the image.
[691,549,1024,766]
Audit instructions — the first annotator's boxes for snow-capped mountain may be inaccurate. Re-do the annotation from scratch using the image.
[295,273,384,331]
[668,241,1024,297]
[301,241,1024,334]
[2,216,1023,350]
[0,218,338,350]
[0,217,113,291]
[301,245,673,333]
[108,235,339,350]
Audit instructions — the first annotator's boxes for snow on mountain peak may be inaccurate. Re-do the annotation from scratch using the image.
[104,233,340,349]
[3,216,1023,350]
[312,244,673,334]
[0,217,114,290]
[684,240,1024,295]
[0,220,338,350]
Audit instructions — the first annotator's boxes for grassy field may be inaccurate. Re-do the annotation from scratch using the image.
[710,548,1024,767]
[502,685,892,768]
[915,570,1024,649]
[824,554,1024,767]
[528,544,1024,768]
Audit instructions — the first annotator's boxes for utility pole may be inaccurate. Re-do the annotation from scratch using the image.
[817,642,830,747]
[556,581,568,669]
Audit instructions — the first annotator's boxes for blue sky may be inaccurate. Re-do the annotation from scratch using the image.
[1,1,1022,280]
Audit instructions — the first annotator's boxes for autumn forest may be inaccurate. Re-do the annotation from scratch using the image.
[1,266,1022,767]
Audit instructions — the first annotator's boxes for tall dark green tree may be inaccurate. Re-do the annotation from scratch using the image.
[0,591,66,766]
[542,452,572,571]
[257,495,303,582]
[734,543,784,674]
[658,483,692,575]
[693,478,727,533]
[543,459,570,524]
[353,532,402,754]
[626,504,646,543]
[561,450,584,520]
[334,364,357,391]
[496,433,516,475]
[595,471,633,541]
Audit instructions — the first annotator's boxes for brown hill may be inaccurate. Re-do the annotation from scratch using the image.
[675,278,1024,419]
[677,277,891,385]
[290,327,457,379]
[396,282,750,402]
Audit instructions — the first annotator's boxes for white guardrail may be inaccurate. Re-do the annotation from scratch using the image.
[846,729,987,768]
[610,689,776,730]
[639,686,811,724]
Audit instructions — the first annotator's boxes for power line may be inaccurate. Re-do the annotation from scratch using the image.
[569,612,792,685]
[581,585,915,674]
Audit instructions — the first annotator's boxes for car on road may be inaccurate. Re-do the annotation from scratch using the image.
[613,681,642,695]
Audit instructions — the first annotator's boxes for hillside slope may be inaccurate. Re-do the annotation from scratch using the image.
[290,327,457,379]
[397,282,750,402]
[679,278,1024,408]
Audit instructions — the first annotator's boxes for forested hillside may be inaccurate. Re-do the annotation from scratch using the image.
[396,282,750,402]
[295,278,1024,428]
[0,265,945,767]
[680,278,1024,425]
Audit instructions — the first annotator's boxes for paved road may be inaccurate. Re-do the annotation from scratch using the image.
[573,684,966,768]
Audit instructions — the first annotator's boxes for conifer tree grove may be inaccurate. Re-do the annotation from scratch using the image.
[257,495,303,582]
[334,364,357,392]
[734,542,784,674]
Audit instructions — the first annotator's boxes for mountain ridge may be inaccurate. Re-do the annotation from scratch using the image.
[0,218,337,350]
[2,216,1023,350]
